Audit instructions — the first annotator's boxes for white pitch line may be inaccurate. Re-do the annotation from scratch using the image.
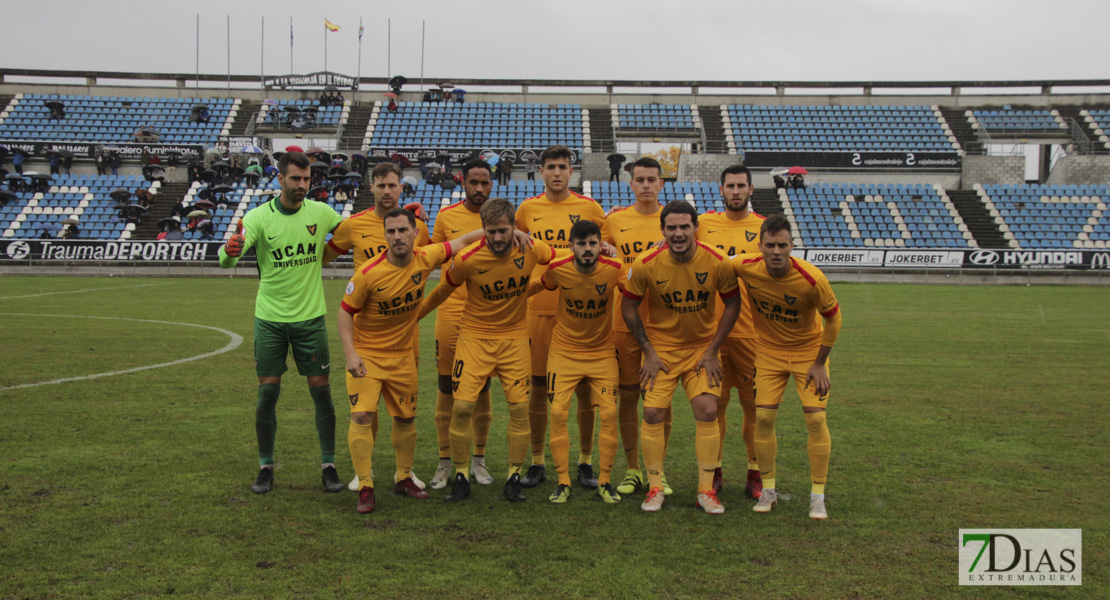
[0,282,171,300]
[0,313,243,392]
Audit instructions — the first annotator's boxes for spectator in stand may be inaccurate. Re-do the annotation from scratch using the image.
[171,198,190,219]
[109,152,122,176]
[62,222,79,239]
[387,98,398,113]
[12,150,24,174]
[48,102,65,120]
[141,149,152,167]
[791,173,806,190]
[166,153,179,181]
[230,153,242,171]
[608,154,624,182]
[95,153,106,176]
[62,154,73,176]
[525,158,538,181]
[773,174,786,190]
[262,154,273,169]
[49,154,61,175]
[499,158,512,185]
[334,186,349,205]
[245,163,263,187]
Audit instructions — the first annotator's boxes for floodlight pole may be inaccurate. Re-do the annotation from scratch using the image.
[419,20,425,93]
[387,20,391,80]
[195,14,200,99]
[227,15,231,94]
[260,15,265,104]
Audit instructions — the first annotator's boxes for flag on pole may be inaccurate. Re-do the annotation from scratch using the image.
[325,18,340,32]
[359,18,364,40]
[290,18,294,45]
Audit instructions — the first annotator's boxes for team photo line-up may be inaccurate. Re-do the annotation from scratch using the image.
[219,145,842,517]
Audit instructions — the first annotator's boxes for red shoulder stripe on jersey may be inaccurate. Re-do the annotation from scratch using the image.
[720,287,739,300]
[621,289,643,301]
[599,257,621,269]
[548,255,575,270]
[752,212,766,220]
[340,300,361,315]
[569,191,597,202]
[351,207,375,219]
[359,252,389,275]
[820,303,840,318]
[791,257,818,286]
[641,245,667,264]
[439,201,466,213]
[327,239,349,255]
[697,242,725,260]
[459,237,487,262]
[444,270,461,287]
[441,241,454,261]
[742,256,764,265]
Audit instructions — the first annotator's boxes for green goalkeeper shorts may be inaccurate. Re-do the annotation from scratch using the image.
[254,316,331,378]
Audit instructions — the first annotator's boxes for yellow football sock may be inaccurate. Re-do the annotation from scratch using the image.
[805,410,831,495]
[528,385,548,464]
[754,407,779,489]
[738,383,758,471]
[716,388,730,466]
[392,419,416,482]
[663,406,673,454]
[576,381,596,457]
[618,387,641,470]
[473,387,493,456]
[507,401,530,478]
[435,391,452,460]
[597,403,618,486]
[449,399,476,479]
[549,402,572,486]
[696,419,720,493]
[348,419,375,488]
[371,412,380,446]
[641,420,665,491]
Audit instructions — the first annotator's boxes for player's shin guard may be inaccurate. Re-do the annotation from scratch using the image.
[528,385,548,465]
[256,383,280,466]
[507,401,530,478]
[549,403,571,486]
[754,407,779,490]
[598,403,619,486]
[696,420,720,493]
[641,420,666,491]
[449,400,476,479]
[348,420,375,487]
[618,387,641,470]
[716,388,730,466]
[435,391,453,460]
[738,386,758,471]
[804,410,831,495]
[309,385,336,464]
[474,387,493,457]
[576,381,596,460]
[392,419,417,482]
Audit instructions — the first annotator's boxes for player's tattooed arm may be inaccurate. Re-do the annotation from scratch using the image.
[622,297,668,391]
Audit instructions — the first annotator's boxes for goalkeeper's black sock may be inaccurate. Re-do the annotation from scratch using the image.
[256,383,281,465]
[310,385,336,464]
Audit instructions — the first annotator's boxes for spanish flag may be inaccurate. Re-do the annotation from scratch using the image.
[324,19,340,32]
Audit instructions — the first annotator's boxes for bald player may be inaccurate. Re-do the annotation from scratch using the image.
[696,164,765,498]
[732,215,841,520]
[515,145,606,490]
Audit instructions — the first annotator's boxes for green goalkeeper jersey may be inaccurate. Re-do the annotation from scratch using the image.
[219,196,343,323]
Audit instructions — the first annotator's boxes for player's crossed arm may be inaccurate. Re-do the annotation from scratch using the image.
[336,297,367,378]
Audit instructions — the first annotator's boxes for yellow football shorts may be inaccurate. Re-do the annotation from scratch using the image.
[434,316,461,377]
[546,349,619,410]
[612,330,643,388]
[754,351,830,409]
[345,353,418,418]
[527,314,555,378]
[452,336,531,403]
[721,336,757,395]
[643,346,721,409]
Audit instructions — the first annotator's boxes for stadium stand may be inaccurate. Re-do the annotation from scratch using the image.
[0,95,236,145]
[614,104,697,131]
[976,184,1109,249]
[179,179,351,242]
[257,99,347,131]
[968,107,1066,136]
[1,175,153,240]
[725,105,957,152]
[366,102,585,151]
[584,180,722,212]
[1081,109,1110,150]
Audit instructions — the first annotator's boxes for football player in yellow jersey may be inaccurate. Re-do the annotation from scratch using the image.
[599,156,673,497]
[532,220,623,504]
[324,162,430,492]
[731,215,842,520]
[622,201,741,514]
[420,198,558,503]
[515,145,607,490]
[696,165,766,499]
[426,158,497,489]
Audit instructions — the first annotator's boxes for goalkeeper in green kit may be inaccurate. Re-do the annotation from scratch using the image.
[219,151,346,495]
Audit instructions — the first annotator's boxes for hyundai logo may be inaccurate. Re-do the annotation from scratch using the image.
[969,250,1000,265]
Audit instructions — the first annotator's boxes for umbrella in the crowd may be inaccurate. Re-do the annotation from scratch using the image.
[285,145,304,153]
[425,162,442,171]
[6,173,24,181]
[484,153,500,167]
[307,186,329,199]
[58,150,74,158]
[240,145,263,154]
[144,164,165,176]
[383,92,398,99]
[371,150,389,159]
[44,149,61,158]
[341,173,363,182]
[134,189,154,202]
[769,167,790,176]
[44,100,64,111]
[211,160,230,169]
[210,184,234,194]
[351,152,367,162]
[0,189,17,202]
[186,210,210,219]
[283,105,302,114]
[390,153,412,168]
[440,179,456,191]
[327,173,350,181]
[787,166,808,175]
[196,218,212,229]
[332,152,349,162]
[157,216,181,229]
[33,172,56,181]
[196,188,214,201]
[204,147,221,158]
[38,222,60,232]
[23,171,41,177]
[310,161,330,171]
[128,203,149,214]
[388,75,407,88]
[607,153,627,164]
[436,153,452,163]
[61,216,80,225]
[439,82,455,89]
[401,175,417,188]
[306,146,325,156]
[109,188,131,201]
[11,148,28,156]
[193,199,217,211]
[165,229,184,240]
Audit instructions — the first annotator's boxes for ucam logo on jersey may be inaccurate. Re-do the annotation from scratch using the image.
[959,529,1081,586]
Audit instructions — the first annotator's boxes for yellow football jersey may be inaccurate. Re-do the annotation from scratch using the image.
[443,239,555,339]
[731,255,840,355]
[328,208,431,270]
[696,210,765,339]
[430,201,482,321]
[515,192,606,316]
[540,255,622,355]
[623,242,739,351]
[341,242,452,354]
[600,204,662,333]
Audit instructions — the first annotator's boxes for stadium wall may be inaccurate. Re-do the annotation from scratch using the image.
[961,156,1025,189]
[1045,156,1110,185]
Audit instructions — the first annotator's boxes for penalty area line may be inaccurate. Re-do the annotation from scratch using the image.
[0,282,172,300]
[0,313,243,392]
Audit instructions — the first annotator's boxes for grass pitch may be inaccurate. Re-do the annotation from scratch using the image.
[0,276,1106,599]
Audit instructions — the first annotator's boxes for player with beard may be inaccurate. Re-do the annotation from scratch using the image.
[696,165,765,498]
